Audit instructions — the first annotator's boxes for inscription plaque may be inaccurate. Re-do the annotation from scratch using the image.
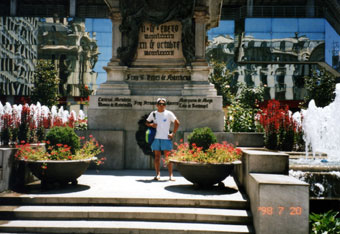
[136,21,184,60]
[94,96,216,110]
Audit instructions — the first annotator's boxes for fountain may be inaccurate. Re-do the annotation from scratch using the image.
[289,84,340,201]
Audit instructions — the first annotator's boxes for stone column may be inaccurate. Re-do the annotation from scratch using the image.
[109,9,122,65]
[185,9,215,95]
[193,9,209,65]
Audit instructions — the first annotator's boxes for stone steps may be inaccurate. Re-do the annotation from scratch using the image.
[0,205,252,224]
[0,196,249,209]
[0,220,254,234]
[0,196,254,233]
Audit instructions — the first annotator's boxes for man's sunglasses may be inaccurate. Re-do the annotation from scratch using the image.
[157,102,166,106]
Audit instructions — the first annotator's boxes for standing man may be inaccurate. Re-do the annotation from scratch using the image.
[146,98,180,181]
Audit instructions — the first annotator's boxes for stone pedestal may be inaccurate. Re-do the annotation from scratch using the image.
[96,65,130,95]
[91,0,224,169]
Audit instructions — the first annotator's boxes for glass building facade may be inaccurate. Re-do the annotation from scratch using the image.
[207,18,340,106]
[1,16,340,109]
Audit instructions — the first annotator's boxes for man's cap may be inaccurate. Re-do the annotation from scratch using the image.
[157,98,167,103]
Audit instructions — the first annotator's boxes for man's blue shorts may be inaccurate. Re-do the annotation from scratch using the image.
[151,139,173,151]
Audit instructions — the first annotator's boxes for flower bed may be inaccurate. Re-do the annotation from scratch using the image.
[13,126,105,187]
[168,127,242,187]
[258,100,304,151]
[169,141,242,164]
[0,102,87,146]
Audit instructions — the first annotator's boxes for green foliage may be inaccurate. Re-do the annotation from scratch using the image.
[225,84,265,132]
[79,84,93,97]
[0,128,12,145]
[277,127,295,151]
[46,126,80,154]
[294,128,305,152]
[237,83,265,109]
[18,122,30,143]
[208,60,237,106]
[304,67,336,107]
[225,104,258,132]
[310,210,340,234]
[74,119,88,130]
[265,131,278,150]
[187,127,217,151]
[31,60,60,108]
[36,126,46,142]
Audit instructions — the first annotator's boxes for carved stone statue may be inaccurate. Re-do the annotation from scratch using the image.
[118,0,196,66]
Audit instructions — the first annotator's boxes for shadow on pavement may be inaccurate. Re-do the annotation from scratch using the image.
[11,181,91,195]
[164,184,238,195]
[136,179,169,183]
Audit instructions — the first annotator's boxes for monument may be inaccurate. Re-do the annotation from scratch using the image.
[88,0,224,169]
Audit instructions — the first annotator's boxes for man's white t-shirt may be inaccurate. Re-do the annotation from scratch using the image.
[146,110,177,140]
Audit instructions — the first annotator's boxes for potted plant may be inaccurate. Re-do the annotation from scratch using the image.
[14,126,104,188]
[169,127,242,188]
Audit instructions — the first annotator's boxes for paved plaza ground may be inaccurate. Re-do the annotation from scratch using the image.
[3,170,247,202]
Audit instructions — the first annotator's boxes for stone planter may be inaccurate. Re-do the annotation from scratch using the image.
[170,159,239,187]
[24,157,95,187]
[221,132,264,147]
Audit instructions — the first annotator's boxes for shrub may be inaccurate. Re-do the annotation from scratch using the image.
[46,126,80,154]
[0,112,13,145]
[225,84,265,133]
[187,127,217,151]
[310,210,340,234]
[208,60,237,106]
[31,60,60,108]
[225,104,258,132]
[304,67,336,108]
[18,104,31,143]
[237,83,265,109]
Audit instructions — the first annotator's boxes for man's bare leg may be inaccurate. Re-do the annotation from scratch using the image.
[154,150,161,180]
[164,150,175,181]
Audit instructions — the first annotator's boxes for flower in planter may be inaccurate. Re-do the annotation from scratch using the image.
[259,100,299,151]
[168,141,242,164]
[168,127,242,187]
[14,134,105,168]
[168,127,241,164]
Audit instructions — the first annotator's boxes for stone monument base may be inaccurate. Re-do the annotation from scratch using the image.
[88,95,224,169]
